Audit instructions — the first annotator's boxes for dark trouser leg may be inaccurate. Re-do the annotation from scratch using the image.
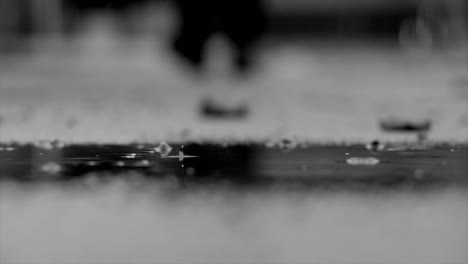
[221,0,267,73]
[172,30,208,67]
[170,0,214,68]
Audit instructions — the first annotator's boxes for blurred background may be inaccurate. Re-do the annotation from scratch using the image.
[0,0,466,39]
[0,0,466,45]
[0,0,467,142]
[1,2,468,264]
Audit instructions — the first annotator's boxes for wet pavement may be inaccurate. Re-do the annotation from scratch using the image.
[0,34,467,143]
[1,13,468,264]
[1,141,466,189]
[1,142,467,264]
[1,141,467,264]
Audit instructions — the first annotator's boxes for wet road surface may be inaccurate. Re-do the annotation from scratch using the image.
[1,142,467,264]
[1,142,466,189]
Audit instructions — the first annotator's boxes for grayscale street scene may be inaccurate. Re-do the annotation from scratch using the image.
[0,0,467,263]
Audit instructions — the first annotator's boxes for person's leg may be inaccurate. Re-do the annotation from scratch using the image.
[170,0,215,68]
[197,0,267,119]
[221,0,267,73]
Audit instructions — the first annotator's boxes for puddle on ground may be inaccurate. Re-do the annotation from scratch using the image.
[1,141,467,264]
[1,141,466,188]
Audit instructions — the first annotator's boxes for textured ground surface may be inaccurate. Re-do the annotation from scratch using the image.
[1,28,467,264]
[0,27,467,143]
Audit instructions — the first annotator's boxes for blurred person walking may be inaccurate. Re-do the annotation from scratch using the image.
[169,0,267,118]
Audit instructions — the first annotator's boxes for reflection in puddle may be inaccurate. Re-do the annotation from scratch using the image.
[0,142,466,188]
